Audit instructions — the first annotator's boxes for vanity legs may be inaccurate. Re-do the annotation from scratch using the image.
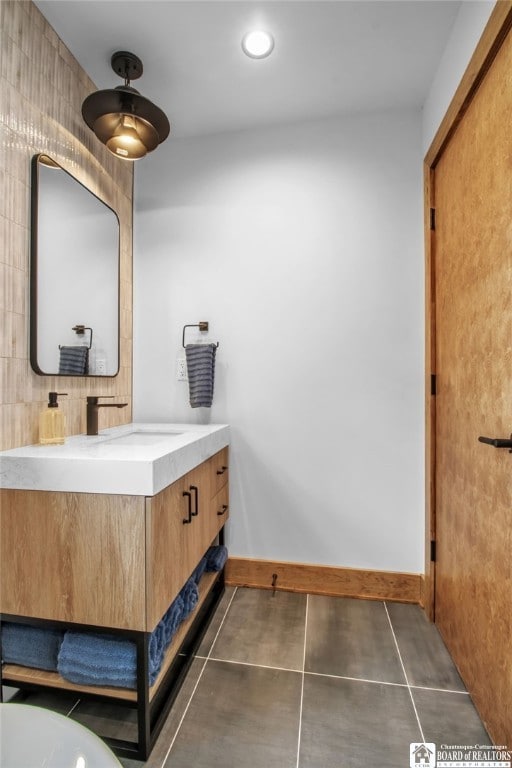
[1,572,225,761]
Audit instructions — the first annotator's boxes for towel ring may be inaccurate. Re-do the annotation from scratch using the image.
[59,326,93,350]
[72,325,93,349]
[182,321,219,349]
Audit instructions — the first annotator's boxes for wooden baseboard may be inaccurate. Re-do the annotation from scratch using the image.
[419,574,428,612]
[225,557,421,604]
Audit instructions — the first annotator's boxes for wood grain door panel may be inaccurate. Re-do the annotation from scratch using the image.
[0,489,146,630]
[434,25,512,744]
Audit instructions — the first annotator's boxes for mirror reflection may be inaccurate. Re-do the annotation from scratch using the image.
[30,154,120,376]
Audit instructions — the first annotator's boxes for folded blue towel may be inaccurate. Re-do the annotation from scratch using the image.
[192,557,208,584]
[58,593,186,689]
[205,545,228,572]
[185,343,216,408]
[1,622,64,671]
[58,632,139,688]
[58,345,89,375]
[180,578,199,619]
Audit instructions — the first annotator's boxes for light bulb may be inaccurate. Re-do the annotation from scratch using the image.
[102,114,158,160]
[242,30,274,59]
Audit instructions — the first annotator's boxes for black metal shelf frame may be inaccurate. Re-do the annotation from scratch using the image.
[1,564,225,761]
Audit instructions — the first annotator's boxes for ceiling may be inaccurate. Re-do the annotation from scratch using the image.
[35,1,461,139]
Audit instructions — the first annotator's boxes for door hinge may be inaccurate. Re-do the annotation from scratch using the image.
[430,540,436,562]
[430,207,436,231]
[431,373,437,396]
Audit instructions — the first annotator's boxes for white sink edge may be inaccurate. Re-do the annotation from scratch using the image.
[0,423,230,496]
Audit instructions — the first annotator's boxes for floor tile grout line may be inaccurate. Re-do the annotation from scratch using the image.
[195,655,303,675]
[192,655,470,697]
[205,586,239,662]
[158,657,209,768]
[66,698,81,718]
[410,684,470,696]
[384,602,425,743]
[305,670,410,688]
[158,586,238,768]
[295,593,308,768]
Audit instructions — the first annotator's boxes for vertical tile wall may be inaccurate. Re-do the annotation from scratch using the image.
[0,0,133,450]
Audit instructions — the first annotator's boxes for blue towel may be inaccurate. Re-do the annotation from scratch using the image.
[192,557,208,584]
[205,545,228,572]
[58,345,89,375]
[185,343,216,408]
[150,594,184,667]
[1,622,64,671]
[58,632,139,688]
[180,578,199,619]
[58,593,186,689]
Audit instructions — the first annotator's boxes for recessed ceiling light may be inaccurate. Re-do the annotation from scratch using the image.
[241,30,274,59]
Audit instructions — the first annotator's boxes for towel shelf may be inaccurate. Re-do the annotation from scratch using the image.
[1,570,224,760]
[182,321,219,349]
[0,447,230,762]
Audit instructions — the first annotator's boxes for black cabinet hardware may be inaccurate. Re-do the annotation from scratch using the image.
[182,491,192,524]
[190,485,199,516]
[217,504,229,516]
[478,435,512,451]
[216,466,228,475]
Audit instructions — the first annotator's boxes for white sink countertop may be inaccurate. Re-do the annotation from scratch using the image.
[0,423,229,496]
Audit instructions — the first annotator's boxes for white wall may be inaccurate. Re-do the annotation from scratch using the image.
[134,109,424,573]
[422,0,494,153]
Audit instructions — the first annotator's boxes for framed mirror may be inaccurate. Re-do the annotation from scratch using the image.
[30,154,120,376]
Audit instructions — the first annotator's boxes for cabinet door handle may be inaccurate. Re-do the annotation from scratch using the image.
[217,504,229,516]
[182,491,192,524]
[216,466,228,475]
[190,485,199,516]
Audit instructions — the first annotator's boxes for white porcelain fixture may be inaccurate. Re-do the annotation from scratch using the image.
[241,30,274,59]
[0,703,122,768]
[0,423,229,496]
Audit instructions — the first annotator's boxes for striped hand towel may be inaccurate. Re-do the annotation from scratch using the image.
[58,345,89,375]
[185,343,217,408]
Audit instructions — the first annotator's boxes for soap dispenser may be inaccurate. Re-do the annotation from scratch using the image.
[39,392,67,445]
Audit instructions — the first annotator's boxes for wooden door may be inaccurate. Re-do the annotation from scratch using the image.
[433,24,512,744]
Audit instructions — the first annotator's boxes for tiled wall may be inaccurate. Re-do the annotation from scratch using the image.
[0,1,133,450]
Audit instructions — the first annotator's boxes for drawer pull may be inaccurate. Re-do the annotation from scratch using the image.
[216,466,228,475]
[217,504,229,516]
[190,485,199,516]
[182,491,192,524]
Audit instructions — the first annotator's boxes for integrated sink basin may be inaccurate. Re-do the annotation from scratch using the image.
[0,423,229,496]
[100,431,183,446]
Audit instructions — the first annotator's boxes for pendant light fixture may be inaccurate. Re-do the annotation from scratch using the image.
[82,51,170,160]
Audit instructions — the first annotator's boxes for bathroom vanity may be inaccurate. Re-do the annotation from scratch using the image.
[0,423,229,759]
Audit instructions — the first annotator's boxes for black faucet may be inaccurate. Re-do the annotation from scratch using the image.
[86,396,128,435]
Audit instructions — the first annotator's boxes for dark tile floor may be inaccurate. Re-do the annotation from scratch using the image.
[3,587,490,768]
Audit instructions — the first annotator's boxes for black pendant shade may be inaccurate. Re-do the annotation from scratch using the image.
[82,52,170,160]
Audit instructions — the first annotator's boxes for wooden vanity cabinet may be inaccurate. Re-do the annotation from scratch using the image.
[146,451,229,630]
[208,446,229,543]
[0,447,229,759]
